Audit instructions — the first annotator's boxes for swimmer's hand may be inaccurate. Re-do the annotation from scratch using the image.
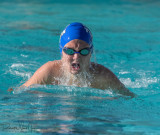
[7,88,14,92]
[7,86,26,94]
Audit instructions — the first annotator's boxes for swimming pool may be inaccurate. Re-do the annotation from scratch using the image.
[0,0,160,134]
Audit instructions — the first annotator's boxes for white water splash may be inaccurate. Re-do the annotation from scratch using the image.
[9,63,32,79]
[11,63,25,68]
[120,76,158,88]
[21,54,28,58]
[54,70,93,88]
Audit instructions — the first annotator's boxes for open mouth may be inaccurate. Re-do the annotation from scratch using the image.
[71,63,80,71]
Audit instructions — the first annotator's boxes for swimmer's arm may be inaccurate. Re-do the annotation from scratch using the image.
[102,67,136,98]
[7,63,49,92]
[112,80,135,98]
[109,73,135,98]
[23,62,53,87]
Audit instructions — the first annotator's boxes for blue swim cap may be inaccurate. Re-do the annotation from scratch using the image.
[59,22,93,53]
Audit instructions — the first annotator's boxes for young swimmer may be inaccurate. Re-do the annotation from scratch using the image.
[17,22,135,97]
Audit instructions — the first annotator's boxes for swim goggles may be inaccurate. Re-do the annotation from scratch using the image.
[63,47,92,56]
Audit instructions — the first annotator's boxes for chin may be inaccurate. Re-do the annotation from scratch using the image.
[70,69,81,75]
[70,71,80,75]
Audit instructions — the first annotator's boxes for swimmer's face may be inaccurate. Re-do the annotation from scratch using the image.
[62,39,91,74]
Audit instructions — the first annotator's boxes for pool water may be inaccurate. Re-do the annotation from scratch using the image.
[0,0,160,134]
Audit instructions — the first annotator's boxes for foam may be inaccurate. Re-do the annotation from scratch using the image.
[120,77,158,88]
[11,63,24,68]
[9,63,32,79]
[119,71,130,75]
[20,54,28,58]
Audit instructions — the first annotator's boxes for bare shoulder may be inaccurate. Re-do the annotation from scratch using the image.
[90,62,118,87]
[41,60,63,78]
[90,63,135,97]
[90,62,115,77]
[23,60,62,87]
[38,60,61,73]
[43,60,61,69]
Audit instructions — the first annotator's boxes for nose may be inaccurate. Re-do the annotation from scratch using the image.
[73,52,81,60]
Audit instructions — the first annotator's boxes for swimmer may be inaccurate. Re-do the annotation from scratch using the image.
[14,22,135,97]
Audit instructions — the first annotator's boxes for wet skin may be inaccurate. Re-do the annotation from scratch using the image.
[61,39,91,75]
[10,39,135,97]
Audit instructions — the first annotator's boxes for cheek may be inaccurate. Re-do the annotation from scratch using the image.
[62,53,73,62]
[82,55,91,63]
[85,54,91,60]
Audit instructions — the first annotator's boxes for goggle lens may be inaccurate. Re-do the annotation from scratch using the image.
[65,48,75,55]
[80,49,89,55]
[63,47,91,56]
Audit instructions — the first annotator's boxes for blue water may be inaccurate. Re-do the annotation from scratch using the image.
[1,0,160,134]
